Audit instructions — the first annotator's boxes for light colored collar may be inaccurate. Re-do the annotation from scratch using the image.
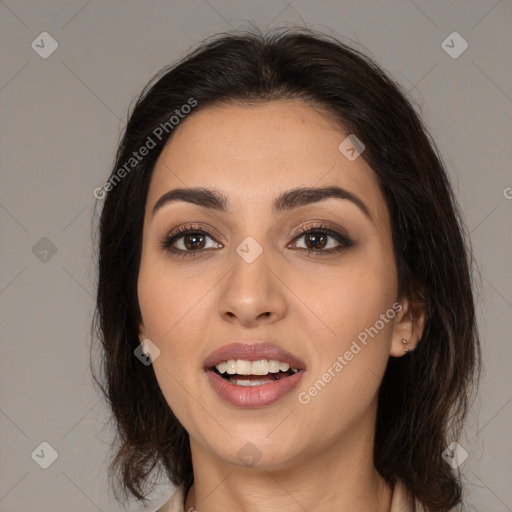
[155,484,185,512]
[390,478,425,511]
[156,478,425,512]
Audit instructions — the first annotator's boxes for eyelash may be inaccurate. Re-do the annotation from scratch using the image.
[159,223,355,258]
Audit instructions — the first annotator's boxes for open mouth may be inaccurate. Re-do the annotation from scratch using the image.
[210,366,300,386]
[203,345,306,403]
[205,356,305,406]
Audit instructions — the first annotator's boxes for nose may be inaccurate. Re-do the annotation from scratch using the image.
[217,246,287,327]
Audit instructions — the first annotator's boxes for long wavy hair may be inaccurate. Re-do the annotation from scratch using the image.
[91,27,481,511]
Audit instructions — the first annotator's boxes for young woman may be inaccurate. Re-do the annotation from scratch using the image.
[93,28,481,512]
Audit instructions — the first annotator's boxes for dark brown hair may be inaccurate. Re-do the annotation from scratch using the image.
[92,27,481,511]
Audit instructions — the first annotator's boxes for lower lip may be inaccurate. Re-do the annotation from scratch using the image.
[206,369,304,408]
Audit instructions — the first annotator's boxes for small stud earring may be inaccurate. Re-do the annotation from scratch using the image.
[402,338,411,353]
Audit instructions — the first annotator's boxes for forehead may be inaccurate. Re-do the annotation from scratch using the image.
[147,100,388,226]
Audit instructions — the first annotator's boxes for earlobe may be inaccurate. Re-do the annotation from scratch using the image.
[390,297,426,357]
[401,338,411,353]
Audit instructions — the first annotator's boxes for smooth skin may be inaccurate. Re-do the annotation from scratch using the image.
[137,100,425,512]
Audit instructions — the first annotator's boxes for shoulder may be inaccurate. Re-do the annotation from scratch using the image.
[155,485,186,512]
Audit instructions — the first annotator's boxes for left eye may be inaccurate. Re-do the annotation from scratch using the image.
[291,230,342,251]
[288,228,353,252]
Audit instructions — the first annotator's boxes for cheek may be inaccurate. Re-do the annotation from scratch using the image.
[298,299,396,435]
[137,254,214,400]
[137,260,202,420]
[138,252,205,340]
[293,245,397,341]
[294,246,397,404]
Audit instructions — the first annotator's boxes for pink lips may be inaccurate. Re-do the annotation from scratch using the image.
[204,342,306,408]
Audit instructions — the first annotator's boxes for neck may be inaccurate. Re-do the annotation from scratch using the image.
[184,413,392,511]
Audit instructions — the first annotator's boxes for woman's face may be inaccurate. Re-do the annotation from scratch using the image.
[138,100,407,471]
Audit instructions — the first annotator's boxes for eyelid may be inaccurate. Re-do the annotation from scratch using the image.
[168,222,222,238]
[287,220,351,239]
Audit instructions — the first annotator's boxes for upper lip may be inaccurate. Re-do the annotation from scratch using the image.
[204,342,306,370]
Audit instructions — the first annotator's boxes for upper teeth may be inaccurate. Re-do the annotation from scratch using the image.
[215,359,299,375]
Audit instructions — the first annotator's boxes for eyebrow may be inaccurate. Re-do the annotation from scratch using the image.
[152,185,372,221]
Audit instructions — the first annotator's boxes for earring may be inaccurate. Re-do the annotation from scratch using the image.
[137,336,149,356]
[402,338,411,353]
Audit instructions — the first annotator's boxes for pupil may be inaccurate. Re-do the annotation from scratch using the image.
[186,234,204,250]
[307,233,326,249]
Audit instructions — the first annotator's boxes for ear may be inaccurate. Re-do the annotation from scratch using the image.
[389,295,426,357]
[137,321,146,344]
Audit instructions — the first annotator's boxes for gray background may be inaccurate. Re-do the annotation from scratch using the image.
[1,1,511,511]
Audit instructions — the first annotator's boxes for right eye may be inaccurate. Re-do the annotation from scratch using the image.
[160,225,222,257]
